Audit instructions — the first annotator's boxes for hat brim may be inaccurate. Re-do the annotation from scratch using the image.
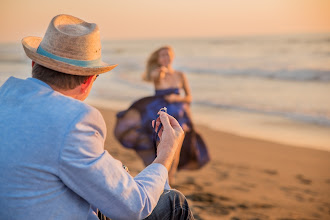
[22,36,118,76]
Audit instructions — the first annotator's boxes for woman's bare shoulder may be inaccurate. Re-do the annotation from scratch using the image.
[175,71,187,81]
[174,70,185,77]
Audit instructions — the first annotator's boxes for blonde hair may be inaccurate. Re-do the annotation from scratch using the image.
[142,46,174,82]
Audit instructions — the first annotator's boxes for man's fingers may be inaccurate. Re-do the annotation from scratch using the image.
[152,119,162,132]
[158,112,171,128]
[155,112,183,139]
[159,111,181,129]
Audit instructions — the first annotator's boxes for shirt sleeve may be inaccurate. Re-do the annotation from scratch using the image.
[58,107,168,220]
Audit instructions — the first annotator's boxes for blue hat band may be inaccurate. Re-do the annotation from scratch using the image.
[36,46,102,67]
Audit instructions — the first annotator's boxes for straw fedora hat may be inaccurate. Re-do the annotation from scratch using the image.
[22,14,117,76]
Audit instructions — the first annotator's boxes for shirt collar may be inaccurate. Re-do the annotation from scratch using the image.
[27,77,53,90]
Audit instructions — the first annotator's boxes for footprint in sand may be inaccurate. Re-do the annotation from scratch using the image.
[186,192,231,203]
[316,203,330,218]
[174,176,203,191]
[187,192,216,203]
[295,174,312,185]
[188,192,275,218]
[218,170,230,180]
[202,181,212,186]
[280,186,317,202]
[262,169,278,175]
[231,210,271,220]
[186,192,233,216]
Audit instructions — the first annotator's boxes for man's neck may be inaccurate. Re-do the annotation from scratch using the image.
[50,84,81,100]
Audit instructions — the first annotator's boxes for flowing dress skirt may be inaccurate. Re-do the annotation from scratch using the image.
[114,88,210,170]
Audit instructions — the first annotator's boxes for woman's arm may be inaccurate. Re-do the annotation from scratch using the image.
[150,67,167,82]
[165,72,192,103]
[180,73,192,103]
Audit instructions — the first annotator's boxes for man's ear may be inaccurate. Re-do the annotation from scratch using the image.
[32,61,35,67]
[81,75,94,93]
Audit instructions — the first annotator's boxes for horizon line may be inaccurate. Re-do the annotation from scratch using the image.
[0,31,329,44]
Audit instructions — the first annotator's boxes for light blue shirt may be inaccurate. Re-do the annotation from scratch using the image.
[0,77,168,220]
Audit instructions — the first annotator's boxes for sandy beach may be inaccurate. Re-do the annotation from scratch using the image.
[97,106,330,220]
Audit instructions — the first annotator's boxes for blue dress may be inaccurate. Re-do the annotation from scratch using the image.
[114,88,210,170]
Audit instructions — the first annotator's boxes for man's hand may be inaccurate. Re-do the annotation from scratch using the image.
[152,112,184,171]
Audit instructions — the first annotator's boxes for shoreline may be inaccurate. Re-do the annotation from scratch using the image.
[96,105,330,219]
[192,104,330,153]
[87,98,330,153]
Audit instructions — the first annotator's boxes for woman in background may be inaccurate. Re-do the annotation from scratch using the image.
[114,46,210,184]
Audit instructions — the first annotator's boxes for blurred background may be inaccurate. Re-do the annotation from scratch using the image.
[1,1,330,219]
[1,0,329,150]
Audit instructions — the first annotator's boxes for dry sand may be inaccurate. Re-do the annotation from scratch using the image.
[97,107,330,220]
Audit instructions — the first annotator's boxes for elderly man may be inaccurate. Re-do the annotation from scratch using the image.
[0,14,194,220]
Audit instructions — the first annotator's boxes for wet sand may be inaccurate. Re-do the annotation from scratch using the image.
[97,107,330,220]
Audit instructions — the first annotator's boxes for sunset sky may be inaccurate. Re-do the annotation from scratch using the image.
[0,0,329,43]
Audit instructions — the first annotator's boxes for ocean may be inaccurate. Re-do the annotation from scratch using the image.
[1,33,330,151]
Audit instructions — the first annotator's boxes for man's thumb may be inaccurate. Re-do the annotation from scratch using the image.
[159,112,171,128]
